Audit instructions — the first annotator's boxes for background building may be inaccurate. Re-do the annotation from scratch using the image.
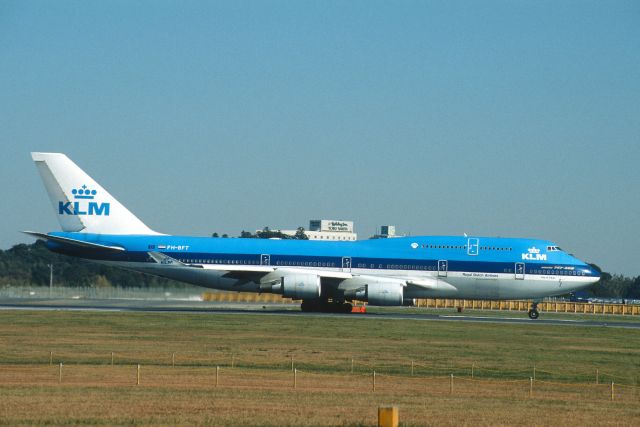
[280,220,357,241]
[370,225,401,239]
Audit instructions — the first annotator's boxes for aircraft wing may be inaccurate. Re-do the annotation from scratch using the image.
[145,252,457,294]
[146,252,354,288]
[148,253,352,278]
[406,277,458,292]
[336,273,458,293]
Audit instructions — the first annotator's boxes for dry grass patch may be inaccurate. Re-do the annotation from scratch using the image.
[0,310,639,425]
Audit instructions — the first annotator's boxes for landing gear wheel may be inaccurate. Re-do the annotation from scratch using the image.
[301,300,353,313]
[528,301,540,320]
[301,300,320,312]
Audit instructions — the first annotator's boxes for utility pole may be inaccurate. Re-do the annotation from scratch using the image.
[48,263,53,298]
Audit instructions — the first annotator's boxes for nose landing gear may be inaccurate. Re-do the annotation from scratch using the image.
[528,302,540,320]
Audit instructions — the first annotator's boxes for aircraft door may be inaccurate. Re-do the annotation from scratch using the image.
[261,254,271,266]
[342,257,352,272]
[438,260,448,277]
[467,238,479,256]
[515,262,525,280]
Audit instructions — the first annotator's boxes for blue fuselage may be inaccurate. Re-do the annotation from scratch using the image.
[46,232,600,300]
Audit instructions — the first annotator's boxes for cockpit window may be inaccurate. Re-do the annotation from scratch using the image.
[547,246,562,252]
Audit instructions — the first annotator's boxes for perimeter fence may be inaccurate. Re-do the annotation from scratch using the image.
[1,351,638,403]
[201,292,640,316]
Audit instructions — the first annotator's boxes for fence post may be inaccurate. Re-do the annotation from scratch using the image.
[373,371,376,392]
[411,360,414,376]
[294,368,297,389]
[136,364,140,386]
[111,352,114,366]
[529,377,533,398]
[172,353,175,368]
[216,366,219,387]
[471,363,474,379]
[611,382,614,401]
[351,358,354,374]
[533,365,536,381]
[596,368,599,384]
[450,374,453,395]
[231,354,235,368]
[49,351,53,366]
[58,362,62,383]
[291,355,294,372]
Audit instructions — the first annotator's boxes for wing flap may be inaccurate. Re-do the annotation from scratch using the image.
[406,277,458,292]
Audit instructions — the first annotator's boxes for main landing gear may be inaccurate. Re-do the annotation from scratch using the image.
[301,299,353,313]
[528,302,540,320]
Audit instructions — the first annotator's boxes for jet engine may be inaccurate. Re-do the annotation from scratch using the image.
[365,282,404,306]
[280,273,321,300]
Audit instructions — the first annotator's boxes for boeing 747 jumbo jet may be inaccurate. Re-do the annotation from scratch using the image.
[25,153,600,319]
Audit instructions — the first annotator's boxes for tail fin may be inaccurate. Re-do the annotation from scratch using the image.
[31,152,159,235]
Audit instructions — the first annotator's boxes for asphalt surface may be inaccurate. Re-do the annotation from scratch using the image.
[1,297,639,329]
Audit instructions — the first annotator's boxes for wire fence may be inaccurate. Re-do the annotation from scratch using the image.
[1,350,638,403]
[0,285,204,300]
[6,350,638,387]
[1,363,638,403]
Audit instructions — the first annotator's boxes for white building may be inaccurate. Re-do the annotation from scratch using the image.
[281,219,357,241]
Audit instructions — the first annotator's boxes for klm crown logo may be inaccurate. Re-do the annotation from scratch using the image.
[59,185,110,216]
[72,185,97,200]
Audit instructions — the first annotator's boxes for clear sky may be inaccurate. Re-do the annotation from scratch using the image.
[1,1,638,276]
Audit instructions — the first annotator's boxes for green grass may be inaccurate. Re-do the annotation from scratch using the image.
[368,305,640,323]
[1,310,638,383]
[1,310,639,425]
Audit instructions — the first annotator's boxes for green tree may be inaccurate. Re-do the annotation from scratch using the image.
[294,227,309,240]
[256,227,290,239]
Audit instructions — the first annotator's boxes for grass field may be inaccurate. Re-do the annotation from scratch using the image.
[0,309,639,426]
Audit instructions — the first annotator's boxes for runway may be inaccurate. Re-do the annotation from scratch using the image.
[1,298,639,329]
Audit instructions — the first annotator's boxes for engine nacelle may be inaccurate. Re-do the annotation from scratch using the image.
[282,274,321,300]
[366,282,404,306]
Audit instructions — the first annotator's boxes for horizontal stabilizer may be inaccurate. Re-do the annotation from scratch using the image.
[22,231,125,252]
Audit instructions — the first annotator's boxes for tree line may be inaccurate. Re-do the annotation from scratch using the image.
[0,239,638,299]
[216,227,309,240]
[0,240,185,289]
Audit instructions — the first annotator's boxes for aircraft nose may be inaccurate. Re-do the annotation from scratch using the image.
[585,264,602,282]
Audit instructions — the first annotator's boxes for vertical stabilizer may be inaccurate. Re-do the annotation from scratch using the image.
[31,152,159,235]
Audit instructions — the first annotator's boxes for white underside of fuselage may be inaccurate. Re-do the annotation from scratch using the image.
[96,260,596,301]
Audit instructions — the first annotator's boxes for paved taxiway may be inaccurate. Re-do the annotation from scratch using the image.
[1,298,639,329]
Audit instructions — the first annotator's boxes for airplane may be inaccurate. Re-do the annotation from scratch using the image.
[25,152,601,319]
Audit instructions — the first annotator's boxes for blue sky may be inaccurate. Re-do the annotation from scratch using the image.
[1,1,638,276]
